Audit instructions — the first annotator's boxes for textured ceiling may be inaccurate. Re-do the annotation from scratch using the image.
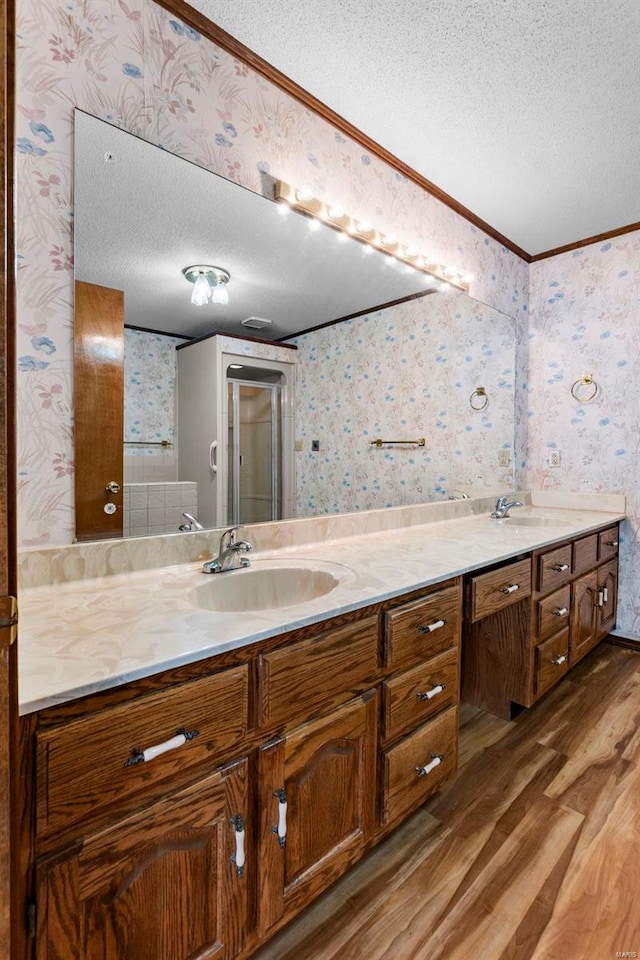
[189,0,640,256]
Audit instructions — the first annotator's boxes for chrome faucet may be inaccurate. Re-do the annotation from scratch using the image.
[203,525,252,574]
[490,496,523,519]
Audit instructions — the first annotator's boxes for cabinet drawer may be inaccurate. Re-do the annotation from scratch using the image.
[382,706,458,826]
[537,544,572,594]
[598,526,620,561]
[37,665,250,834]
[257,617,379,730]
[382,649,458,744]
[468,559,531,622]
[384,584,460,669]
[535,628,570,697]
[572,534,598,577]
[535,585,570,641]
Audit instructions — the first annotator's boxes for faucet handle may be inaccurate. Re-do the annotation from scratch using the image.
[219,524,242,551]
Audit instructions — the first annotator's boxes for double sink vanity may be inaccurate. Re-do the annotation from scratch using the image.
[15,491,624,960]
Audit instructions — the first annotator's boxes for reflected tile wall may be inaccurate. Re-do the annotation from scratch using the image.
[124,482,198,537]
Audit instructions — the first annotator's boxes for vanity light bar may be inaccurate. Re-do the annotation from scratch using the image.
[274,180,470,293]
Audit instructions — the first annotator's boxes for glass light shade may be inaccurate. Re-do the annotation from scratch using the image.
[191,272,211,306]
[210,282,229,305]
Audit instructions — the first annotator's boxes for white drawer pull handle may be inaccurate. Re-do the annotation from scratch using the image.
[499,583,519,594]
[602,586,609,604]
[209,440,218,472]
[418,618,447,634]
[416,754,444,778]
[417,684,445,702]
[551,563,569,572]
[604,539,618,547]
[553,606,568,617]
[124,727,199,767]
[551,654,567,666]
[594,589,604,608]
[230,814,246,878]
[273,788,287,847]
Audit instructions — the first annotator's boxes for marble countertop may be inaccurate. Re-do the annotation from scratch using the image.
[18,502,624,714]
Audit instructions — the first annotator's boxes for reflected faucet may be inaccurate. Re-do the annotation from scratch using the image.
[490,496,523,519]
[203,525,252,574]
[179,512,204,532]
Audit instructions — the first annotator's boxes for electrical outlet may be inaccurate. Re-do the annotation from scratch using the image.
[498,450,510,467]
[311,440,320,452]
[548,450,561,468]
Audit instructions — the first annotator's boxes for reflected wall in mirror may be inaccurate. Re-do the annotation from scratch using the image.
[291,291,515,515]
[74,111,516,540]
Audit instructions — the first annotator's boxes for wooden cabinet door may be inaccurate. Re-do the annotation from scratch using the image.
[36,759,248,960]
[257,692,376,936]
[597,559,618,638]
[570,570,598,664]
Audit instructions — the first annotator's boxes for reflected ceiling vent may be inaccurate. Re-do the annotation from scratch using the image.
[241,316,273,330]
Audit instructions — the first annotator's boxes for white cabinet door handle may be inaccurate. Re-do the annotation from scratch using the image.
[209,441,218,472]
[418,619,446,634]
[553,606,568,617]
[124,728,199,767]
[417,684,445,702]
[499,583,519,594]
[416,754,444,778]
[273,788,287,847]
[603,586,609,604]
[551,654,567,666]
[230,814,245,878]
[552,563,569,572]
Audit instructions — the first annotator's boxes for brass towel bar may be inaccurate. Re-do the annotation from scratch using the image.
[124,440,173,447]
[370,438,426,448]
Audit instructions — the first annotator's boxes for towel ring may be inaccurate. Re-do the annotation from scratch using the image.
[570,375,599,403]
[469,386,488,411]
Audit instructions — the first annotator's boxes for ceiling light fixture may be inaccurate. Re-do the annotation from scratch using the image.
[182,265,231,306]
[274,180,469,293]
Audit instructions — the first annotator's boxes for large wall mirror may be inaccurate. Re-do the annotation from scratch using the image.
[74,110,516,541]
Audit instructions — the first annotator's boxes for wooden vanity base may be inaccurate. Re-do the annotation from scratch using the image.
[16,523,619,960]
[462,525,619,720]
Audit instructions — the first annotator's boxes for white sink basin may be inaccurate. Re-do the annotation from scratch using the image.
[499,516,558,527]
[189,560,351,612]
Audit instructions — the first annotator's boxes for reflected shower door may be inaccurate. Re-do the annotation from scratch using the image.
[227,379,283,525]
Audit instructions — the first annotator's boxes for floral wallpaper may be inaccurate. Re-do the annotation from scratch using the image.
[527,231,640,640]
[291,292,515,515]
[124,328,183,452]
[14,0,528,548]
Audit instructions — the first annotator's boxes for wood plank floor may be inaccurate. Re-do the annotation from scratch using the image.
[252,643,640,960]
